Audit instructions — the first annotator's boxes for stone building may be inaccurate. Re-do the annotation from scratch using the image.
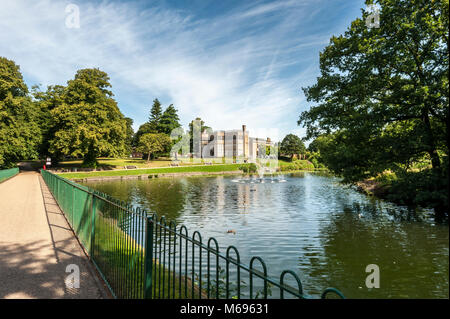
[195,125,273,162]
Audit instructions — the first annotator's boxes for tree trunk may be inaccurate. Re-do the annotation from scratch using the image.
[147,152,151,162]
[82,146,98,168]
[422,110,441,171]
[422,110,446,221]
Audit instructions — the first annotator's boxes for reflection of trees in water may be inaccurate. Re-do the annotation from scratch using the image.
[134,178,187,221]
[311,204,449,298]
[83,176,449,299]
[85,180,137,204]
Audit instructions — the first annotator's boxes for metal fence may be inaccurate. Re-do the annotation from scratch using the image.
[0,167,19,183]
[41,169,345,299]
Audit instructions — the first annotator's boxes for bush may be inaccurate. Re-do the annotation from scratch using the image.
[279,160,315,172]
[385,168,448,213]
[248,163,257,173]
[239,164,249,173]
[294,160,315,170]
[239,163,258,174]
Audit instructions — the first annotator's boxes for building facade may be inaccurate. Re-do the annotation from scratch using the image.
[195,125,273,162]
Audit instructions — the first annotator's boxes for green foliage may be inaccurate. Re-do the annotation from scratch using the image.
[124,117,134,156]
[279,160,315,171]
[32,85,65,159]
[148,98,162,132]
[280,134,306,159]
[49,68,128,167]
[158,104,181,135]
[298,0,449,216]
[238,163,258,173]
[137,133,171,161]
[0,57,42,168]
[382,164,448,214]
[133,122,153,147]
[308,155,326,169]
[58,164,242,179]
[133,100,180,152]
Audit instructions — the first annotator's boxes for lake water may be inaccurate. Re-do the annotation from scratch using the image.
[82,172,449,298]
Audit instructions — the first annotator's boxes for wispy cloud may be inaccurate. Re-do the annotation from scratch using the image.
[0,0,364,141]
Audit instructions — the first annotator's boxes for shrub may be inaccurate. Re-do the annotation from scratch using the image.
[294,160,314,170]
[248,163,258,173]
[239,163,258,174]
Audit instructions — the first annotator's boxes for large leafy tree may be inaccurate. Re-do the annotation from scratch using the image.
[300,0,448,175]
[280,134,306,160]
[49,68,128,167]
[133,122,152,147]
[298,0,448,215]
[32,84,65,158]
[0,57,42,168]
[137,133,171,161]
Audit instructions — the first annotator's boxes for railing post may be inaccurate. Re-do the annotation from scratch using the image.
[72,184,75,228]
[144,215,154,299]
[90,193,96,257]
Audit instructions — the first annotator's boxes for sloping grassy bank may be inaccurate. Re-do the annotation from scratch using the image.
[57,164,243,179]
[278,159,324,172]
[57,160,329,180]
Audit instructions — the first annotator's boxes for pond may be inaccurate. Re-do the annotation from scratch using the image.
[81,172,449,298]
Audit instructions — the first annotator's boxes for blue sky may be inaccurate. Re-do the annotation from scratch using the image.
[0,0,365,141]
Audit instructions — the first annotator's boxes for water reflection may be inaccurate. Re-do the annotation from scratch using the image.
[82,173,449,298]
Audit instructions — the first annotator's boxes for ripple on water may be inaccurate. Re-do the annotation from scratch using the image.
[82,173,449,298]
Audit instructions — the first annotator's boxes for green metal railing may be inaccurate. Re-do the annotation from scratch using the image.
[0,167,19,183]
[41,169,345,299]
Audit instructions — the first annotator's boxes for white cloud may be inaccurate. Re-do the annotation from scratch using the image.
[0,0,359,139]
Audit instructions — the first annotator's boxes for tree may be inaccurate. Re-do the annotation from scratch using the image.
[0,57,42,168]
[49,68,128,167]
[137,133,171,161]
[280,134,306,160]
[133,98,178,146]
[298,0,448,216]
[32,84,65,159]
[158,104,181,135]
[148,98,162,132]
[133,122,152,147]
[124,117,134,156]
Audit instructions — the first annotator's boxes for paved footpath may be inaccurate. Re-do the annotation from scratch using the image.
[0,171,109,299]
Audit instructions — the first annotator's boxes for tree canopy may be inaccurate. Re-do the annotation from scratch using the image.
[49,68,128,167]
[137,133,171,161]
[298,0,449,216]
[0,57,42,168]
[148,98,162,132]
[133,100,181,151]
[158,104,181,135]
[280,134,306,159]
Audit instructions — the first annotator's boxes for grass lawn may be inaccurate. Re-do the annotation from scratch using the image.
[57,157,236,169]
[57,157,183,169]
[58,163,243,179]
